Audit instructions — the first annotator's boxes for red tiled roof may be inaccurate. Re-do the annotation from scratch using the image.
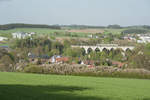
[56,57,69,62]
[88,65,95,68]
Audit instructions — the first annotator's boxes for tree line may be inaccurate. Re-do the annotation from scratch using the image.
[0,23,61,30]
[122,29,149,34]
[1,23,150,31]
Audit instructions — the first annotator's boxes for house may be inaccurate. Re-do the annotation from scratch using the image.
[88,34,99,39]
[137,40,145,43]
[81,61,85,65]
[49,55,61,63]
[56,57,69,63]
[28,53,38,63]
[137,36,150,43]
[39,55,50,59]
[136,34,150,43]
[123,36,136,41]
[88,35,93,38]
[12,32,27,39]
[95,36,99,39]
[49,55,69,64]
[39,55,50,63]
[12,32,35,39]
[0,36,8,41]
[28,53,50,64]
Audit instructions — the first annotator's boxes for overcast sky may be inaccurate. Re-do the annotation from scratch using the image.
[0,0,150,26]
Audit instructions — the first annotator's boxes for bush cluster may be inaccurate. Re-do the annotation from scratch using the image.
[22,64,150,79]
[24,65,43,74]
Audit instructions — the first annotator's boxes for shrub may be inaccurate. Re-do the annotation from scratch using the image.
[22,64,150,79]
[24,65,43,74]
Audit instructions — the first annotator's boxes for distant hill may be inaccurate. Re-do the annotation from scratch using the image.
[122,28,149,34]
[0,23,150,34]
[62,24,150,30]
[61,25,106,29]
[0,23,61,30]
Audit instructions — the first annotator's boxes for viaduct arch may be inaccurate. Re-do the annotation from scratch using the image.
[71,44,134,54]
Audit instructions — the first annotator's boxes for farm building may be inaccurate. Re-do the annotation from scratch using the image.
[12,32,35,39]
[0,36,8,41]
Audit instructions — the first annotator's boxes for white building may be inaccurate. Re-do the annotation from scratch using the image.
[137,36,150,43]
[50,55,61,63]
[0,36,8,41]
[88,35,93,38]
[12,32,35,39]
[88,34,99,38]
[123,36,136,41]
[137,40,144,43]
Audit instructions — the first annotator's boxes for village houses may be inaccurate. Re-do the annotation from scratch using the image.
[136,34,150,43]
[12,32,35,39]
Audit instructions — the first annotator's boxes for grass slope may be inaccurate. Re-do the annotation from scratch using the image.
[0,72,150,100]
[0,28,63,34]
[0,28,91,38]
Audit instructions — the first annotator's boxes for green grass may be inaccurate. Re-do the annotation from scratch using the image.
[0,28,131,38]
[0,28,64,38]
[0,72,150,100]
[104,29,125,34]
[0,43,9,46]
[0,28,90,38]
[0,28,64,34]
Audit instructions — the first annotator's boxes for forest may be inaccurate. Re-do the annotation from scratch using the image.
[0,23,61,30]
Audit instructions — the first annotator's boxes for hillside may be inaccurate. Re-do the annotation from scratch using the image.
[0,24,61,30]
[0,72,150,100]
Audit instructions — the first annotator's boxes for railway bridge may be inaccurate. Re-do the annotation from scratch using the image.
[72,44,134,53]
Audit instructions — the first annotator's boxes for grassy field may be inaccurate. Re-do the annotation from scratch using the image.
[103,28,127,35]
[0,72,150,100]
[0,28,125,39]
[0,28,91,38]
[0,44,9,46]
[0,28,64,34]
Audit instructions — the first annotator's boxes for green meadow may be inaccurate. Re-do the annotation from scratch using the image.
[0,72,150,100]
[104,29,125,34]
[0,28,90,38]
[0,28,64,34]
[0,43,9,46]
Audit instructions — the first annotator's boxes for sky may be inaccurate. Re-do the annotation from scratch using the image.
[0,0,150,26]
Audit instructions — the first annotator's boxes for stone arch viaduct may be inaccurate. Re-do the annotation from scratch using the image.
[71,44,135,54]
